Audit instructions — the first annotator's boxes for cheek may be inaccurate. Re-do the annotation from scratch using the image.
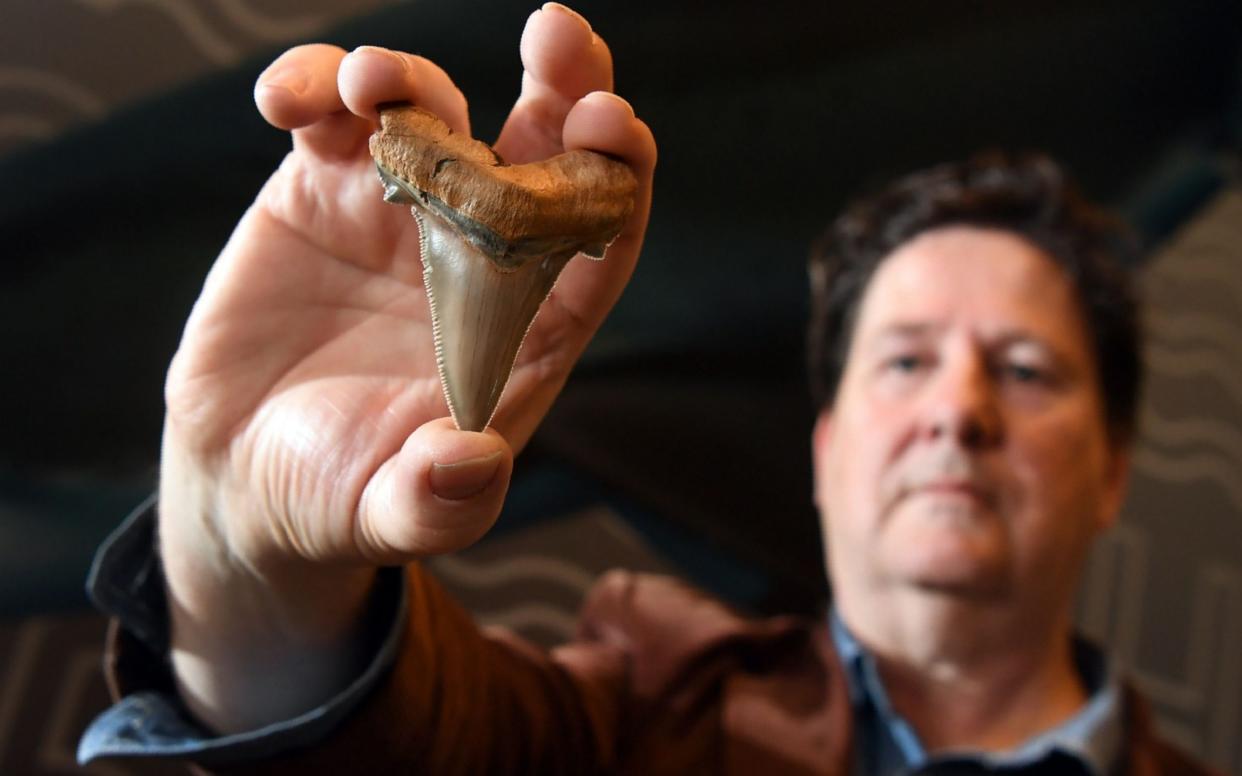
[817,410,903,527]
[1003,414,1110,552]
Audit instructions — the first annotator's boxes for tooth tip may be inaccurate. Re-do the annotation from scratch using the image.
[420,214,571,437]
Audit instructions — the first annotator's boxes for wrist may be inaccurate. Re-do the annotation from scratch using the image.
[161,513,380,733]
[156,435,381,733]
[165,564,379,735]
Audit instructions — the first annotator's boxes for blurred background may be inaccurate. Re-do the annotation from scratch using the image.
[1,0,1240,772]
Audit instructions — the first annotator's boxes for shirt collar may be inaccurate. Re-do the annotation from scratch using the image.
[828,608,1124,776]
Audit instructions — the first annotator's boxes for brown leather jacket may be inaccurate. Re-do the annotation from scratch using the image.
[107,565,1221,775]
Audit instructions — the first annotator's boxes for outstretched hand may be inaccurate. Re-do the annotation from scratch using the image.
[156,4,655,733]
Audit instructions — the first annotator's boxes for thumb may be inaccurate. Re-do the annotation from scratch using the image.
[356,417,513,563]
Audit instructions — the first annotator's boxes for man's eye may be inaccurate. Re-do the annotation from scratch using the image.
[1003,363,1044,383]
[886,354,923,373]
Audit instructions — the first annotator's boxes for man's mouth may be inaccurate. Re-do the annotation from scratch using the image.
[910,479,995,508]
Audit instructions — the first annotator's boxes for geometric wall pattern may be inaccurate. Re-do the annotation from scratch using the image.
[1075,189,1242,774]
[1,0,398,160]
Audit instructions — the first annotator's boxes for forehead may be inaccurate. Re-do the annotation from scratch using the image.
[853,226,1090,351]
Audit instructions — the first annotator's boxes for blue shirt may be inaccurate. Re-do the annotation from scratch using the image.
[79,499,1124,772]
[829,611,1123,775]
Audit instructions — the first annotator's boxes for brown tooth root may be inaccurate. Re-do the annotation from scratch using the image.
[368,102,639,431]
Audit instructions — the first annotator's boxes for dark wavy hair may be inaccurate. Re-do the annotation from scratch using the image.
[806,151,1143,446]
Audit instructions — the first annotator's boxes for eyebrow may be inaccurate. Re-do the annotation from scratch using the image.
[865,323,943,347]
[874,322,938,337]
[865,323,1065,359]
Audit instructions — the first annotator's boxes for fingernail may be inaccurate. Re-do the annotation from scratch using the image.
[543,2,592,33]
[261,65,308,95]
[354,45,411,73]
[430,452,503,501]
[585,90,634,117]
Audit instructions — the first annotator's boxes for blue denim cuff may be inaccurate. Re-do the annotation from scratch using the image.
[77,496,408,766]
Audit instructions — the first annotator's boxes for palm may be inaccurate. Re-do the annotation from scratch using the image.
[160,142,415,540]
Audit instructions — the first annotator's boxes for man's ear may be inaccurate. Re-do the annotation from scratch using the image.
[1096,443,1132,532]
[812,410,835,456]
[811,409,835,507]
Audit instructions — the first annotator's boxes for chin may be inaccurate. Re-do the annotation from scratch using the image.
[881,530,1010,598]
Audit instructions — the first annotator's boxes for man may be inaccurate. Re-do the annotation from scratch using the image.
[78,5,1218,775]
[805,160,1155,774]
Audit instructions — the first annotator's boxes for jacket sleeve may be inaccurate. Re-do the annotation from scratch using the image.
[201,568,768,775]
[195,564,632,775]
[82,499,809,775]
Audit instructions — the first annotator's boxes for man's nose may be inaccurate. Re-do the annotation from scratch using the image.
[923,352,1003,448]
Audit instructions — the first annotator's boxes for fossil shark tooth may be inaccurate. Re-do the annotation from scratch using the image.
[369,103,638,432]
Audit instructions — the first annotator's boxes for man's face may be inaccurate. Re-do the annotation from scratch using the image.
[813,226,1129,609]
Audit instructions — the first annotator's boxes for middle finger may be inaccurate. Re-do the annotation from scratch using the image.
[493,3,614,164]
